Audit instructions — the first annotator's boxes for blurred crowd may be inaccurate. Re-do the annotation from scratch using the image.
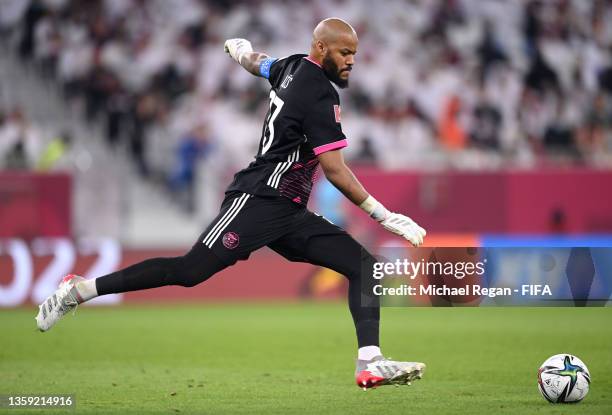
[2,0,612,182]
[0,106,74,170]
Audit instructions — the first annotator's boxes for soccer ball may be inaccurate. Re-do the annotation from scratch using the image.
[538,354,591,403]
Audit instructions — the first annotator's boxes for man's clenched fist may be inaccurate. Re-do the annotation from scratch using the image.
[224,38,253,64]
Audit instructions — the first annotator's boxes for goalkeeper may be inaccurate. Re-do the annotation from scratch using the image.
[36,18,427,389]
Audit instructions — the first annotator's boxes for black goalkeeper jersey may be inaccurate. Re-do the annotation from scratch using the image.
[226,54,347,206]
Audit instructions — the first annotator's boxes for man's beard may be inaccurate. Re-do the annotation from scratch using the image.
[322,54,349,88]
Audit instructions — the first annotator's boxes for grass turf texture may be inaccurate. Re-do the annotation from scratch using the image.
[1,304,611,414]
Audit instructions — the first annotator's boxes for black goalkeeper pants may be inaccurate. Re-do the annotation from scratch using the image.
[96,192,380,347]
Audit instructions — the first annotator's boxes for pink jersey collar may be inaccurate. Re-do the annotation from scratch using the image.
[304,56,322,68]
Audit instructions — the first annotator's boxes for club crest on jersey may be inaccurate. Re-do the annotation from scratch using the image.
[281,75,293,89]
[222,232,240,249]
[333,105,341,123]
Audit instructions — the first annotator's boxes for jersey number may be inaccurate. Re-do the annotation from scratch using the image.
[261,90,284,155]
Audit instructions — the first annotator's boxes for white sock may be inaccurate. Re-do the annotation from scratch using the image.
[358,346,382,361]
[75,279,98,303]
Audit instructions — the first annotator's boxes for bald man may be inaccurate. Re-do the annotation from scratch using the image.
[35,18,426,390]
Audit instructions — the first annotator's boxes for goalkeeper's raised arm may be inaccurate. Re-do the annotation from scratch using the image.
[224,38,272,77]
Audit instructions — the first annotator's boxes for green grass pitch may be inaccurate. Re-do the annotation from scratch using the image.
[1,304,611,414]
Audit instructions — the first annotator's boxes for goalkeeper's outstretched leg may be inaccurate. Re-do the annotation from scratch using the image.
[35,243,227,332]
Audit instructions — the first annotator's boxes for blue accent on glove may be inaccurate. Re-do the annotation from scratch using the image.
[260,57,278,79]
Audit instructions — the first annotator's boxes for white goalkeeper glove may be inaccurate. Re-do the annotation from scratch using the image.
[224,38,253,64]
[359,195,427,247]
[380,212,426,246]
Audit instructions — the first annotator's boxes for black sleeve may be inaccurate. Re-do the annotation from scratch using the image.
[265,57,285,85]
[265,54,305,86]
[303,89,347,155]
